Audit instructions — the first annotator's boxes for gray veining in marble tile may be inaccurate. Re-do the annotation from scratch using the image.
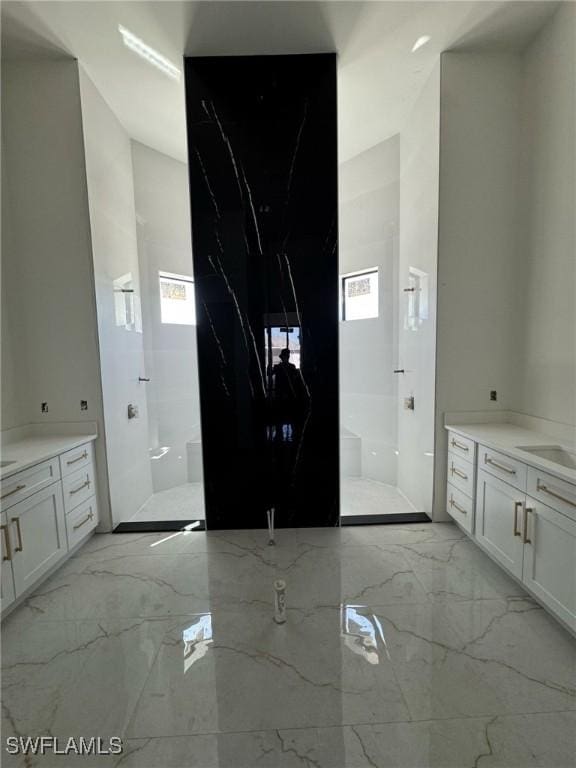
[126,607,410,737]
[2,523,574,768]
[115,716,545,768]
[396,538,528,602]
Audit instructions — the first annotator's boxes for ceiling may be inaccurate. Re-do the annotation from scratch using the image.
[1,1,558,163]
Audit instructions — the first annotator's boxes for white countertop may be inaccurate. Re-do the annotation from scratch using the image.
[445,422,576,484]
[1,433,97,481]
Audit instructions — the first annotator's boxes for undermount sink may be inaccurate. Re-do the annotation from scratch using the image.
[517,445,576,470]
[0,460,16,468]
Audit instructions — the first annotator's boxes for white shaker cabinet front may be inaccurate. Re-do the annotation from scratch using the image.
[475,469,525,579]
[522,497,576,631]
[8,483,67,598]
[0,511,16,611]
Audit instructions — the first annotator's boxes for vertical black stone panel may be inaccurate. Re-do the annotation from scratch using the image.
[185,54,338,529]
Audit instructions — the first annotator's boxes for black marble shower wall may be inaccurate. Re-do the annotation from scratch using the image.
[185,54,339,529]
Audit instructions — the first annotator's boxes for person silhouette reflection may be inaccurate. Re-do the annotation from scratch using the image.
[270,348,306,442]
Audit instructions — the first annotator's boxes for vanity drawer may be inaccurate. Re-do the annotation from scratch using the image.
[447,431,476,461]
[446,482,473,533]
[479,445,527,491]
[527,468,576,523]
[447,452,475,496]
[60,442,93,478]
[62,463,95,515]
[66,496,98,550]
[0,458,60,512]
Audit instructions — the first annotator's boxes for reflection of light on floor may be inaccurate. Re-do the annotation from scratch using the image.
[183,614,213,673]
[341,605,390,664]
[150,446,171,460]
[149,521,201,549]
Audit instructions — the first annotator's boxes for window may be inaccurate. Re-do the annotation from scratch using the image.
[341,268,379,320]
[159,271,196,325]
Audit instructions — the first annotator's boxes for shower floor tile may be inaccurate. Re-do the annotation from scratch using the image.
[341,477,417,516]
[127,482,205,523]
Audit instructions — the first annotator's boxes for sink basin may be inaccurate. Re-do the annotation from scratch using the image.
[0,460,16,468]
[517,445,576,470]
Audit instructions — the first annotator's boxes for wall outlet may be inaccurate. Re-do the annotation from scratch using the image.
[404,396,415,411]
[127,403,139,419]
[41,402,49,413]
[490,390,498,402]
[80,400,88,411]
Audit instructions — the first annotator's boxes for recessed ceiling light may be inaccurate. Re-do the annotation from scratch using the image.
[411,35,431,53]
[118,25,181,81]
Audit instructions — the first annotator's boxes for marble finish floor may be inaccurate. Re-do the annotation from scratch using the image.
[127,482,206,522]
[2,523,575,767]
[341,478,417,516]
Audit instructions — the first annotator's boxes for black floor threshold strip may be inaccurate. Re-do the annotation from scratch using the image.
[114,520,206,533]
[341,512,431,526]
[114,513,429,533]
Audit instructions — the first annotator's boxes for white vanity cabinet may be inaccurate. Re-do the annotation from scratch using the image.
[0,439,98,616]
[8,483,67,597]
[447,426,576,633]
[1,511,16,611]
[476,469,525,579]
[446,431,476,534]
[522,496,576,630]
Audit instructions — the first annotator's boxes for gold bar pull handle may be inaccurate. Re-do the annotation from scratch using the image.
[450,496,467,515]
[73,511,94,531]
[513,501,522,537]
[451,438,469,452]
[523,506,533,545]
[1,484,26,501]
[66,451,88,466]
[11,516,23,552]
[536,482,576,509]
[451,464,468,480]
[485,455,516,475]
[1,524,12,561]
[70,479,91,496]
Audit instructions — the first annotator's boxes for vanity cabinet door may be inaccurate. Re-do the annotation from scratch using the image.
[0,511,16,611]
[475,470,525,579]
[522,497,576,632]
[9,484,67,598]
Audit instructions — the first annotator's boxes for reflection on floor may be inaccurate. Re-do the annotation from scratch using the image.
[3,523,574,767]
[128,482,205,522]
[341,477,417,516]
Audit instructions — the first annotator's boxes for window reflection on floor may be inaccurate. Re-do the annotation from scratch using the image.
[183,614,213,673]
[341,605,389,665]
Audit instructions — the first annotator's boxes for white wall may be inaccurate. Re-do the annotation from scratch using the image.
[434,7,576,514]
[1,134,28,431]
[79,70,153,526]
[339,136,399,484]
[517,3,576,427]
[397,63,440,513]
[131,140,201,492]
[1,59,112,527]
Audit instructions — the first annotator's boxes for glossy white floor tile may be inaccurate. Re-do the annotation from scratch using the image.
[128,482,205,522]
[2,523,575,768]
[340,478,416,516]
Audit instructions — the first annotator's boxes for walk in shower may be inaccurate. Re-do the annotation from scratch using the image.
[96,140,205,529]
[338,66,439,521]
[91,57,438,531]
